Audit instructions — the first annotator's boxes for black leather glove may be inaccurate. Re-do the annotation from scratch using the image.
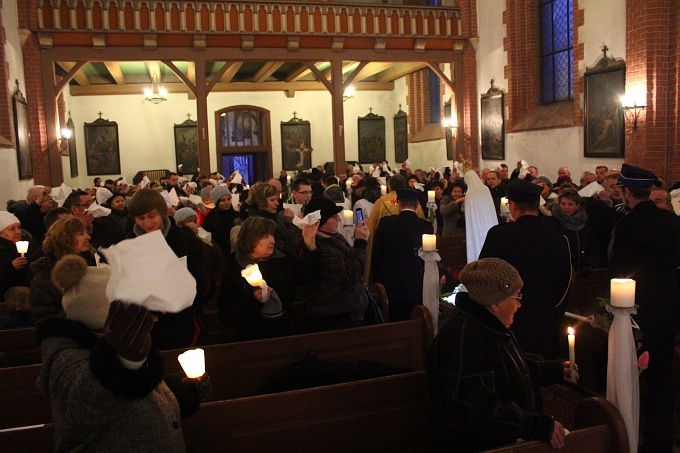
[104,301,153,363]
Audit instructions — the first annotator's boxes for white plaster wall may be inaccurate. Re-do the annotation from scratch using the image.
[476,0,627,179]
[62,88,404,188]
[0,0,32,210]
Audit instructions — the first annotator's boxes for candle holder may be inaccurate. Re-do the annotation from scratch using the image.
[426,201,438,232]
[419,247,442,336]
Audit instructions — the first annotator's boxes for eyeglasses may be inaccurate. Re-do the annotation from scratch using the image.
[512,293,523,301]
[295,190,313,195]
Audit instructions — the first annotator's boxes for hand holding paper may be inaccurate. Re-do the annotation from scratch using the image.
[293,210,321,229]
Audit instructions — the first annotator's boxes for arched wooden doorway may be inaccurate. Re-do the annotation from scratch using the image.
[214,105,272,184]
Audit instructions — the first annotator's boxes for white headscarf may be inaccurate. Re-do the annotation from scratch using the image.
[463,170,498,263]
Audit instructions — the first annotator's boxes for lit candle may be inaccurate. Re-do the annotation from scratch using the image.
[610,278,636,307]
[342,210,354,226]
[422,234,437,251]
[380,185,387,195]
[500,197,510,214]
[241,263,269,301]
[286,175,291,185]
[346,179,352,191]
[178,348,205,379]
[428,190,435,203]
[15,241,29,257]
[567,327,576,382]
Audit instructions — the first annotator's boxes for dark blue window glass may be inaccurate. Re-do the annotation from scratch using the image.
[429,69,440,123]
[541,0,573,103]
[222,154,254,185]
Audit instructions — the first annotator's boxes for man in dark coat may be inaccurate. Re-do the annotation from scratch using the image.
[479,179,572,360]
[372,189,435,322]
[608,164,680,453]
[15,185,53,246]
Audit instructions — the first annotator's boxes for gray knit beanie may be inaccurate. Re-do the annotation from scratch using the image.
[532,176,553,187]
[459,258,523,306]
[211,185,231,204]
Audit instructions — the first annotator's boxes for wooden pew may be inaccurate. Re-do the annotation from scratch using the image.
[565,268,608,315]
[436,235,467,288]
[0,310,431,430]
[0,327,40,368]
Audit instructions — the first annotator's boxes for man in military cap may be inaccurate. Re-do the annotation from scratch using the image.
[372,188,434,322]
[479,179,572,360]
[608,163,680,453]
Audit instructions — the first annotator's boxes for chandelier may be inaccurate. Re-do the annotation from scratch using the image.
[144,73,167,104]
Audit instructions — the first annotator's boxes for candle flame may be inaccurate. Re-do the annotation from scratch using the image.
[568,327,574,335]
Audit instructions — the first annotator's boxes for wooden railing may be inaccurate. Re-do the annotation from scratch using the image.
[37,1,462,39]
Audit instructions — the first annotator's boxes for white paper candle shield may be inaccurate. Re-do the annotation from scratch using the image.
[343,210,354,225]
[15,241,29,256]
[422,234,437,251]
[610,279,636,307]
[178,348,205,378]
[241,264,265,287]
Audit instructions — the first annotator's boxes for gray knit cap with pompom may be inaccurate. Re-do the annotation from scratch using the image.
[459,258,523,306]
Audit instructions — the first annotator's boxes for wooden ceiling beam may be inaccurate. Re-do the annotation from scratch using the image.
[220,61,243,83]
[146,60,161,79]
[352,62,393,83]
[253,62,283,83]
[103,62,126,85]
[285,63,312,83]
[68,80,394,96]
[375,62,427,83]
[57,62,89,86]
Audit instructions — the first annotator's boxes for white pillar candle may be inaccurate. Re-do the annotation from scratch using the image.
[428,190,435,203]
[422,234,437,251]
[342,210,354,225]
[380,184,387,195]
[178,348,205,379]
[500,197,510,214]
[567,327,576,382]
[286,175,291,185]
[610,278,636,307]
[15,241,29,257]
[346,179,352,190]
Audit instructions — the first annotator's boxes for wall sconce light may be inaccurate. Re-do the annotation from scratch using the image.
[343,86,355,102]
[443,117,458,143]
[144,73,168,104]
[621,90,646,130]
[58,127,72,153]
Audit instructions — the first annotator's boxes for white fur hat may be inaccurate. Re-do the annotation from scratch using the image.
[52,255,111,330]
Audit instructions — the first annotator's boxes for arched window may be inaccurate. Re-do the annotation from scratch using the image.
[214,106,272,183]
[541,0,573,103]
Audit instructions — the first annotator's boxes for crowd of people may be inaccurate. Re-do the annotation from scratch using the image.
[1,159,678,451]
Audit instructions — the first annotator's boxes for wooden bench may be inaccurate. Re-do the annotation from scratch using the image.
[0,381,628,452]
[0,308,432,430]
[436,235,467,290]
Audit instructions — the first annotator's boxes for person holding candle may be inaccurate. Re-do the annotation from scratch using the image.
[39,256,210,452]
[15,185,54,247]
[426,258,576,452]
[218,216,319,340]
[0,211,30,301]
[371,189,434,322]
[608,164,680,453]
[439,181,466,237]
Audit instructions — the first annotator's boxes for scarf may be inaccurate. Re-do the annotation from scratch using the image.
[550,203,587,232]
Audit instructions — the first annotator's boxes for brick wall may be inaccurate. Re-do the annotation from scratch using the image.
[668,2,680,183]
[625,1,676,182]
[457,0,479,167]
[19,0,52,185]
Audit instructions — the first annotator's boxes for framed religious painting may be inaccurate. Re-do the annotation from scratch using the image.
[84,114,121,175]
[584,58,625,158]
[280,113,312,171]
[174,116,199,174]
[481,81,505,161]
[13,81,32,180]
[444,99,454,160]
[358,110,385,164]
[393,107,408,164]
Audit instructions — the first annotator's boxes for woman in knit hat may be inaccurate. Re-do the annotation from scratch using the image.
[426,258,575,452]
[202,185,239,257]
[0,211,30,301]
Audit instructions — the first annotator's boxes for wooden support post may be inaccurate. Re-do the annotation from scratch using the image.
[331,58,346,176]
[194,58,211,175]
[40,58,63,187]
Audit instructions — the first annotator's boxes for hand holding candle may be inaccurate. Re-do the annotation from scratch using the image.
[15,240,29,257]
[567,327,576,382]
[241,264,269,302]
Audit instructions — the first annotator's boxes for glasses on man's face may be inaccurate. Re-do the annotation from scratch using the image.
[511,293,522,302]
[296,190,312,195]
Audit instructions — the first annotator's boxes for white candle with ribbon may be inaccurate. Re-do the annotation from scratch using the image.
[342,210,354,226]
[610,278,636,307]
[428,190,435,203]
[178,348,205,379]
[15,241,29,257]
[422,234,437,252]
[380,184,387,195]
[568,327,576,382]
